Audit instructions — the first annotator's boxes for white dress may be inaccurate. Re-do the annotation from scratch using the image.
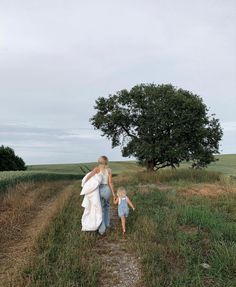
[80,172,103,231]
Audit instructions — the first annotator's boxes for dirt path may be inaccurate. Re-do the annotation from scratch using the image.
[0,183,75,287]
[95,206,142,287]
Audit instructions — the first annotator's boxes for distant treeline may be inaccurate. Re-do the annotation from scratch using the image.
[0,145,26,171]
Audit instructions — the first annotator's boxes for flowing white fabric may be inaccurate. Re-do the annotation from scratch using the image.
[80,172,103,231]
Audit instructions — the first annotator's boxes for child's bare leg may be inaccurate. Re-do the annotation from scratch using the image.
[121,216,126,233]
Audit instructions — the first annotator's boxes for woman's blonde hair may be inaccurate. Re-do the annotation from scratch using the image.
[117,186,127,197]
[98,155,109,166]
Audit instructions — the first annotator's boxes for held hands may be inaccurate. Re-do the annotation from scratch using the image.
[113,194,117,204]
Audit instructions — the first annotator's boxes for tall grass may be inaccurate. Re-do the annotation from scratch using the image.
[22,183,99,287]
[0,181,73,249]
[0,171,82,195]
[178,206,236,241]
[123,172,236,286]
[128,168,221,185]
[113,168,223,189]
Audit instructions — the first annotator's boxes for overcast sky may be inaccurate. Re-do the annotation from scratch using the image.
[0,0,235,164]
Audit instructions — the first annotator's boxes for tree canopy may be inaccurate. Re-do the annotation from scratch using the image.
[0,145,26,171]
[90,84,223,170]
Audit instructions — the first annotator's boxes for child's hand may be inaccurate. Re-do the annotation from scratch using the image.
[133,207,135,211]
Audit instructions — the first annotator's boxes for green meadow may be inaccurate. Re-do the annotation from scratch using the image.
[181,154,236,177]
[1,154,236,286]
[27,160,142,175]
[205,154,236,176]
[27,154,236,176]
[20,167,236,287]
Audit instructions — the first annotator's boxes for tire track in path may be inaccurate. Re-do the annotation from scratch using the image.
[0,183,75,287]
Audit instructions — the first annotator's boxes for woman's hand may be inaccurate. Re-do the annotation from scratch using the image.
[84,167,99,183]
[113,195,117,204]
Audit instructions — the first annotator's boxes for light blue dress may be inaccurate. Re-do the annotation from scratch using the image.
[118,196,129,218]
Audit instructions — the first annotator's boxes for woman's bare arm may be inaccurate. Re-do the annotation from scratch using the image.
[84,167,99,183]
[127,196,135,210]
[108,169,116,199]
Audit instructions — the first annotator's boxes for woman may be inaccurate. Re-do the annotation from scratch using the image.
[85,156,116,234]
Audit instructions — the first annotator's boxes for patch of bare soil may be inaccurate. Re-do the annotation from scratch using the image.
[0,183,75,286]
[95,206,142,287]
[180,184,236,197]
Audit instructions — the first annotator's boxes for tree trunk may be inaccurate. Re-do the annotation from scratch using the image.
[146,160,155,171]
[171,163,176,169]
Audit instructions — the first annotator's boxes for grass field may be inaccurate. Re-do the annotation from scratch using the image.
[0,171,82,194]
[1,154,236,286]
[181,154,236,177]
[27,160,142,175]
[206,154,236,176]
[21,182,100,287]
[122,173,236,287]
[27,154,236,176]
[15,169,236,287]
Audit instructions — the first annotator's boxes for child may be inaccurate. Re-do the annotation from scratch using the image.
[114,186,135,235]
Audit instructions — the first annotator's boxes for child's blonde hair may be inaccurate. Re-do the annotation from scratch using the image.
[117,186,127,197]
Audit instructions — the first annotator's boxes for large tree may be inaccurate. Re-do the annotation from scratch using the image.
[0,145,26,171]
[90,84,223,170]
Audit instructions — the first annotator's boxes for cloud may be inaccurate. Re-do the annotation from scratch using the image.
[0,0,235,163]
[0,123,123,164]
[0,123,99,140]
[1,120,235,165]
[222,121,236,132]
